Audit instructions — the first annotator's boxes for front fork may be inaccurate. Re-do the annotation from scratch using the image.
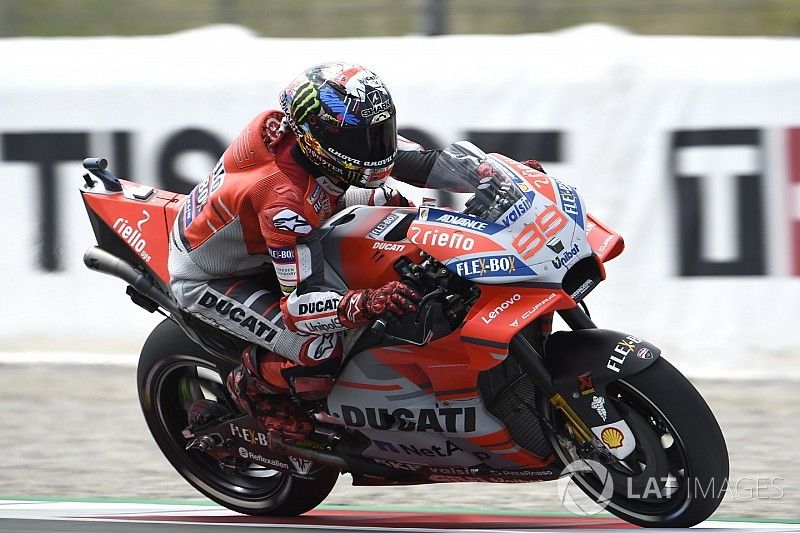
[511,306,640,460]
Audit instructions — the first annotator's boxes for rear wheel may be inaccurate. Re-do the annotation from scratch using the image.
[546,357,729,527]
[137,319,339,515]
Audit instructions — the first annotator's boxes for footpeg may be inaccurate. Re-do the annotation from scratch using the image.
[186,434,219,451]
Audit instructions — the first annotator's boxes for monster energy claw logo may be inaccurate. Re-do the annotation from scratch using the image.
[293,82,320,124]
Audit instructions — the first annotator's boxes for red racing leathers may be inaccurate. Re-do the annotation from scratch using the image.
[168,110,422,373]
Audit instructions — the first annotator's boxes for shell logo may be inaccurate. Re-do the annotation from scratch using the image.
[600,427,625,449]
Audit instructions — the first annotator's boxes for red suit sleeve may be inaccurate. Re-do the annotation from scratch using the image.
[257,189,348,335]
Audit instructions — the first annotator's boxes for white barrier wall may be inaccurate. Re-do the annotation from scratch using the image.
[1,25,799,378]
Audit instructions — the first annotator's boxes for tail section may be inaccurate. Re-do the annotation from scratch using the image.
[81,158,183,289]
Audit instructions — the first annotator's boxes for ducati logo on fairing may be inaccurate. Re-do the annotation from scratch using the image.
[341,405,477,433]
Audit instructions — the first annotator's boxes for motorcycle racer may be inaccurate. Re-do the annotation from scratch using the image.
[171,62,440,437]
[172,62,547,439]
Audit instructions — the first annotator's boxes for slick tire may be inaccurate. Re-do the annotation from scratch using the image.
[548,356,729,527]
[137,318,339,516]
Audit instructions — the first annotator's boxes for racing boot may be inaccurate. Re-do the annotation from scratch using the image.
[225,345,315,441]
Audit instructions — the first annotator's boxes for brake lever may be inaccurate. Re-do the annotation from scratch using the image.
[369,290,441,346]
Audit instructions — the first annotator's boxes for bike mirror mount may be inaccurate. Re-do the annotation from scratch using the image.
[83,157,123,192]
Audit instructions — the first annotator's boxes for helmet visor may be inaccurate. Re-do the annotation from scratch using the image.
[316,116,397,168]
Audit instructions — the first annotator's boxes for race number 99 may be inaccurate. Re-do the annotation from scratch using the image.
[511,205,569,260]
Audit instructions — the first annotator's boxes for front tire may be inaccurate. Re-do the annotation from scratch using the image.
[547,357,729,527]
[137,318,339,516]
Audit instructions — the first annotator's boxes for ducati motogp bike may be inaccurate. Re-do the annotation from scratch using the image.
[80,141,728,527]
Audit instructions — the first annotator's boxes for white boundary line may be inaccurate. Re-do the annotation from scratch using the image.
[0,352,138,366]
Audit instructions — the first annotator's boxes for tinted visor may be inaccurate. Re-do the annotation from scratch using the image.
[316,115,397,166]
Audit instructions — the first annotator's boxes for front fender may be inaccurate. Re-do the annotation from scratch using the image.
[543,329,661,459]
[545,329,660,390]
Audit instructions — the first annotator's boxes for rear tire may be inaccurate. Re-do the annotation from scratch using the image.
[137,318,339,516]
[547,357,729,527]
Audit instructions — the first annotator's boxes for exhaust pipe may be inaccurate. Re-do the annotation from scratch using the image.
[83,246,178,314]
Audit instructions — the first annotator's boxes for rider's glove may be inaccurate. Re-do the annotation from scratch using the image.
[522,159,546,173]
[338,281,420,328]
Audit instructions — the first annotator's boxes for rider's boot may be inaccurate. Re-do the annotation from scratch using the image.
[225,345,317,440]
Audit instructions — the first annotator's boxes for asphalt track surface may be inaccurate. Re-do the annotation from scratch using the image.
[1,501,799,533]
[1,361,799,526]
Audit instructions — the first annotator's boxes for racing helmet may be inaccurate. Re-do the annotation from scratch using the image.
[280,62,397,189]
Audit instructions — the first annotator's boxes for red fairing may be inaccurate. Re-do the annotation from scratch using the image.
[82,181,180,285]
[586,213,625,262]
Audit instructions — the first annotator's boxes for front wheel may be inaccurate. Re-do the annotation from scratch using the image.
[137,318,339,516]
[546,357,729,527]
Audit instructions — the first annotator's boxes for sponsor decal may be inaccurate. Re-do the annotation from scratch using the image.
[481,293,521,324]
[598,234,615,254]
[511,205,569,260]
[341,405,477,433]
[373,439,489,461]
[304,320,343,333]
[370,110,392,124]
[418,207,429,221]
[373,459,423,471]
[307,184,331,216]
[591,396,607,421]
[273,209,312,234]
[268,246,296,264]
[570,279,594,300]
[551,243,581,269]
[554,179,583,228]
[577,372,595,396]
[430,467,555,478]
[368,213,401,239]
[315,174,345,196]
[435,213,488,231]
[519,292,559,321]
[289,456,314,475]
[197,291,279,342]
[298,299,339,315]
[275,262,298,290]
[237,446,290,469]
[636,347,654,359]
[113,210,152,263]
[294,439,328,451]
[306,333,337,362]
[454,256,517,278]
[230,423,269,447]
[372,241,406,252]
[500,198,533,227]
[600,427,625,449]
[428,474,537,484]
[409,226,475,251]
[607,335,643,373]
[185,159,226,227]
